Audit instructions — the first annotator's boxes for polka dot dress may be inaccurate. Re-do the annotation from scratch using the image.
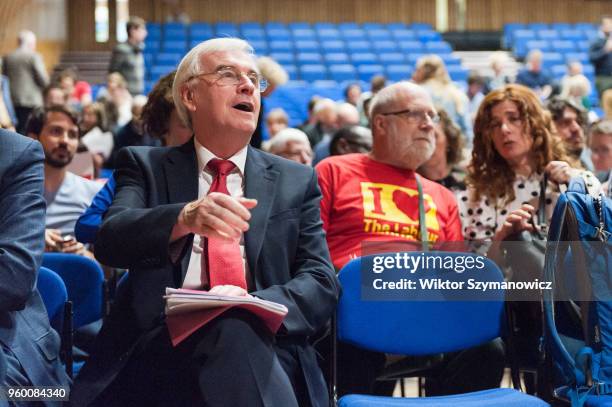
[456,173,558,241]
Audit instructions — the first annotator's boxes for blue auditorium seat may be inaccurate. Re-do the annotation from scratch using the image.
[362,22,385,31]
[266,28,291,41]
[317,28,341,40]
[387,22,407,30]
[379,52,406,64]
[214,22,239,37]
[269,41,293,52]
[296,52,323,64]
[398,41,424,53]
[550,65,567,79]
[242,28,266,40]
[265,22,286,30]
[321,40,346,53]
[149,65,176,81]
[372,41,398,52]
[425,41,452,54]
[447,65,469,82]
[162,40,187,53]
[269,52,294,64]
[295,40,320,52]
[144,40,160,52]
[324,53,350,64]
[541,52,564,68]
[329,64,358,82]
[341,29,367,41]
[288,22,311,30]
[155,53,182,65]
[239,22,263,31]
[410,22,433,30]
[280,64,298,80]
[536,29,557,41]
[386,65,413,82]
[391,29,417,41]
[416,30,441,42]
[357,65,385,82]
[351,52,379,66]
[551,40,576,53]
[503,23,525,48]
[313,22,337,30]
[440,54,462,66]
[249,40,268,54]
[346,41,372,53]
[559,29,585,41]
[406,53,426,65]
[292,28,316,40]
[551,22,572,31]
[299,64,328,82]
[564,52,589,64]
[338,22,360,31]
[367,29,392,41]
[525,39,551,52]
[528,22,549,31]
[190,23,213,41]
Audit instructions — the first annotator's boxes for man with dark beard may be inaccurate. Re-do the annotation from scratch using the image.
[547,97,590,169]
[26,106,101,257]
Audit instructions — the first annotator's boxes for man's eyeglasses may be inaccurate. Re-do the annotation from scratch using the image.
[189,66,268,93]
[381,108,440,124]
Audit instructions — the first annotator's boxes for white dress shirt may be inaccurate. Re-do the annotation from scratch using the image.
[182,139,250,289]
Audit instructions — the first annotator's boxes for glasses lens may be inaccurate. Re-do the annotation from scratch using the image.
[259,78,268,93]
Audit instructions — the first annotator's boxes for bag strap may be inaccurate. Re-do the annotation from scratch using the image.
[537,173,547,228]
[415,174,429,252]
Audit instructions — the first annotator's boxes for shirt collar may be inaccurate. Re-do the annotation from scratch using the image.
[194,138,248,177]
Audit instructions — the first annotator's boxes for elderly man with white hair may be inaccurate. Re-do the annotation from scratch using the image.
[268,127,313,165]
[2,30,49,133]
[71,38,339,407]
[303,97,338,147]
[316,81,505,398]
[312,102,360,165]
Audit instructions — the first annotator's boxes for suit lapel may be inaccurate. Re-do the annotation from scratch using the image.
[244,147,278,283]
[163,140,198,282]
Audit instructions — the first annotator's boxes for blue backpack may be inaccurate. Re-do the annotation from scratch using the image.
[543,178,612,406]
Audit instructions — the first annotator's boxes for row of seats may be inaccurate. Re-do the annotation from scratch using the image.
[503,22,597,49]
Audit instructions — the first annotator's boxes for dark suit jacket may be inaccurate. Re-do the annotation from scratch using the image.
[72,141,340,406]
[0,130,69,405]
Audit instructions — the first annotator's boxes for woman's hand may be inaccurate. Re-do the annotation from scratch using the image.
[545,161,580,185]
[493,203,535,241]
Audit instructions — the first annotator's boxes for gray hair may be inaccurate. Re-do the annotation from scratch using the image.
[268,128,310,153]
[172,38,255,130]
[368,81,428,119]
[18,30,35,48]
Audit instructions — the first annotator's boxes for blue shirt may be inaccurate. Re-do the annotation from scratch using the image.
[74,174,116,244]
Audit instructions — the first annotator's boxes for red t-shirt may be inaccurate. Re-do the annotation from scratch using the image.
[316,154,462,269]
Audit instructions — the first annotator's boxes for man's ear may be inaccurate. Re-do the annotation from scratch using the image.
[180,85,197,113]
[371,114,386,136]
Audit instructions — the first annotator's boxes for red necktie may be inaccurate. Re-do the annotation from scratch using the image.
[202,158,247,290]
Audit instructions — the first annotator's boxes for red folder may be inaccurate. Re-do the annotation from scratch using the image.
[164,288,288,346]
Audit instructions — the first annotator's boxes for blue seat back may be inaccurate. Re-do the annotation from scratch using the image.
[37,266,68,332]
[337,252,506,356]
[42,253,104,328]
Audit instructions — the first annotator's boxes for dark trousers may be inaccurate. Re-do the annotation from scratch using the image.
[91,309,301,407]
[14,106,34,135]
[320,337,506,398]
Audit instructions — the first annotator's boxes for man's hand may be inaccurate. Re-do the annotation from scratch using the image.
[208,284,251,297]
[170,193,257,242]
[44,229,63,252]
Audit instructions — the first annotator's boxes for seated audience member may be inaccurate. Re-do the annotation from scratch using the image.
[80,102,114,172]
[413,54,473,142]
[261,107,288,150]
[458,85,598,244]
[588,120,612,183]
[329,125,372,156]
[298,95,322,129]
[25,106,102,258]
[546,97,590,169]
[516,50,554,100]
[316,81,504,397]
[70,37,339,407]
[97,72,133,130]
[302,97,338,147]
[466,73,486,123]
[268,127,313,165]
[561,74,593,111]
[43,84,67,108]
[251,56,288,148]
[0,129,70,395]
[358,75,387,126]
[108,94,159,168]
[486,52,511,92]
[344,82,362,106]
[418,109,467,191]
[313,102,360,165]
[56,67,92,109]
[76,71,192,245]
